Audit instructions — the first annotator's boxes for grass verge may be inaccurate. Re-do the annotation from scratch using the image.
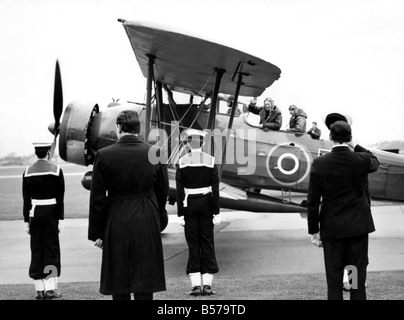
[1,270,403,300]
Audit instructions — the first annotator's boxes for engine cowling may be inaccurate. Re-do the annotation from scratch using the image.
[59,101,148,167]
[59,100,99,166]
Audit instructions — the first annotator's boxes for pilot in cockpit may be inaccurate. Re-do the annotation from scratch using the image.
[248,97,282,131]
[226,95,242,116]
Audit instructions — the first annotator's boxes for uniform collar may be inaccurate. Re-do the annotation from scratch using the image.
[332,144,350,151]
[118,134,141,142]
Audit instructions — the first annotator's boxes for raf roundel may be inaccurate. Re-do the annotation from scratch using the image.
[266,142,312,186]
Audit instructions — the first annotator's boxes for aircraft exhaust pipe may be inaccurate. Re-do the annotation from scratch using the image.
[81,171,92,191]
[220,191,307,213]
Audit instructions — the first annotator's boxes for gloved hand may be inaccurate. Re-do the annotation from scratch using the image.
[178,216,185,227]
[213,214,221,226]
[58,220,65,233]
[310,233,323,248]
[24,222,30,235]
[347,142,357,151]
[249,97,257,106]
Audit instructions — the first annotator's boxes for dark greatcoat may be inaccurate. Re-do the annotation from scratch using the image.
[307,145,379,239]
[306,144,379,299]
[88,135,168,295]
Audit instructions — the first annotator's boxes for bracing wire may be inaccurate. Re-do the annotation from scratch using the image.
[156,69,217,165]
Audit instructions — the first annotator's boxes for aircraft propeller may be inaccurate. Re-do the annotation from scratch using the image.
[49,60,63,159]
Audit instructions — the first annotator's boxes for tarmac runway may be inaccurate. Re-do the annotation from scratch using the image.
[1,204,404,287]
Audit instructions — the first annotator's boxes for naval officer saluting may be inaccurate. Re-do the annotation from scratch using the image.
[176,129,220,296]
[22,138,65,300]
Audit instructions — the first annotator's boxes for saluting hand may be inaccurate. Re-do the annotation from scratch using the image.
[94,239,103,249]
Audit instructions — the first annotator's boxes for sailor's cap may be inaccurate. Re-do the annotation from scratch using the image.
[324,112,353,130]
[33,142,52,151]
[32,130,54,150]
[184,129,208,138]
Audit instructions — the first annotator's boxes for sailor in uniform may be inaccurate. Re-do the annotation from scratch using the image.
[22,140,65,300]
[176,129,220,296]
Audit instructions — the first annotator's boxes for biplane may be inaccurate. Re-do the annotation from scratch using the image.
[48,20,404,218]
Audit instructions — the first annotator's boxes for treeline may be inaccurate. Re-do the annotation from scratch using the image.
[0,153,35,166]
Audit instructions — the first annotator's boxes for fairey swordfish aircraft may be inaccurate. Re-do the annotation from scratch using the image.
[47,20,404,222]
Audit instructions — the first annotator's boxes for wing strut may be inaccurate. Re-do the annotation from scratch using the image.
[155,80,163,129]
[206,69,225,130]
[219,70,244,180]
[145,54,155,142]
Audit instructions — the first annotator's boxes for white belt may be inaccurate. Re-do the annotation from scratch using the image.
[183,187,212,207]
[29,198,57,217]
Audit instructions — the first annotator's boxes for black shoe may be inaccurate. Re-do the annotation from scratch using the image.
[187,286,202,296]
[34,291,44,300]
[203,285,215,295]
[44,290,62,299]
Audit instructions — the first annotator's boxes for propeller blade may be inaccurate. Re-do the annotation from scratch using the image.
[53,60,63,135]
[49,60,63,160]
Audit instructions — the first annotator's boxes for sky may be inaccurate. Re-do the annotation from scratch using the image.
[1,0,404,157]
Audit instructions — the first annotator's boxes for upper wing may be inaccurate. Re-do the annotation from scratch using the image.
[121,20,281,97]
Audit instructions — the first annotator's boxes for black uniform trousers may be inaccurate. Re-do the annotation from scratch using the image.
[184,194,219,275]
[322,234,369,300]
[29,216,61,280]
